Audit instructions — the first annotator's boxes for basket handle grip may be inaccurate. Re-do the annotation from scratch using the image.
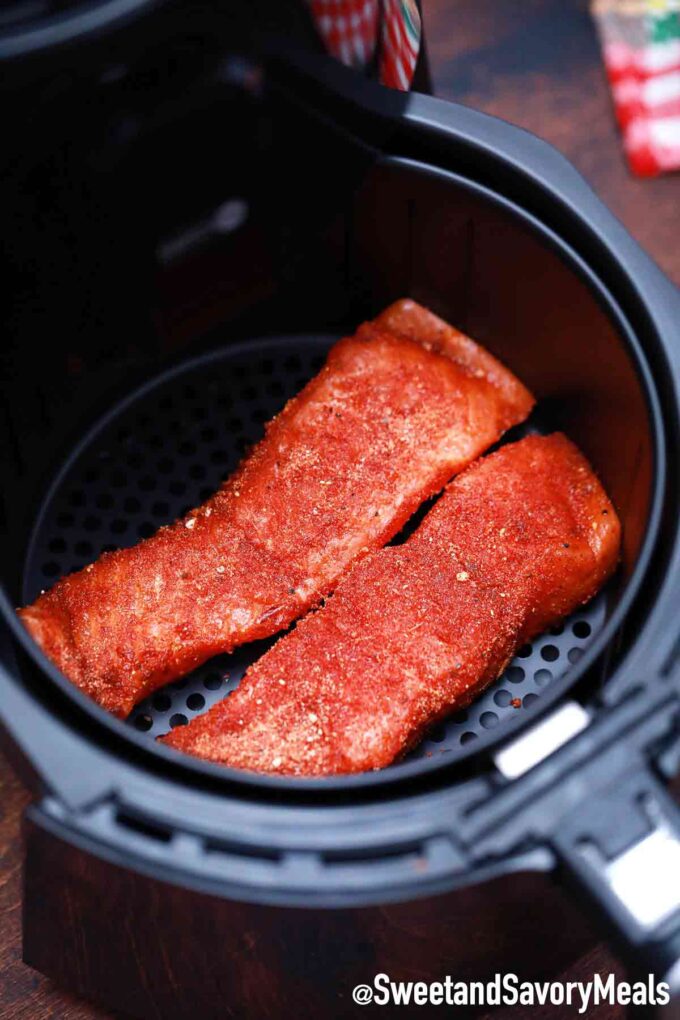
[553,762,680,1013]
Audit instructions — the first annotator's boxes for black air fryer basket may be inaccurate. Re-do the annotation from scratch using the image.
[0,4,679,1016]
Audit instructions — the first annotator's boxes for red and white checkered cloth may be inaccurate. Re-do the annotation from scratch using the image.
[592,0,680,176]
[306,0,422,90]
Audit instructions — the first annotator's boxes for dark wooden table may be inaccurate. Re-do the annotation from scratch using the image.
[1,1,678,1017]
[428,0,680,286]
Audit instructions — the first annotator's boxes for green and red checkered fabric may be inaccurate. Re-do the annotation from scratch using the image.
[592,0,680,175]
[306,0,422,90]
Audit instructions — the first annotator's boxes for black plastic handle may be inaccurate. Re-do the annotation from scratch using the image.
[554,762,680,1010]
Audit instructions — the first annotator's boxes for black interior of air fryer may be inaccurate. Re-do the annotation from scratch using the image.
[0,59,656,774]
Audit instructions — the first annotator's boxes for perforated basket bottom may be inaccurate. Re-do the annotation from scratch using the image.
[22,334,607,766]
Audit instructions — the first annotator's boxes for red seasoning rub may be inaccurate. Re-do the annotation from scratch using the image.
[19,300,533,717]
[163,434,620,776]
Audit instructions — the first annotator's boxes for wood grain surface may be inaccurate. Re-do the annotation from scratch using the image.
[427,0,680,285]
[1,1,677,1017]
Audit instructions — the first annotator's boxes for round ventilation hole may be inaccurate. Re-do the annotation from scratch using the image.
[204,673,224,691]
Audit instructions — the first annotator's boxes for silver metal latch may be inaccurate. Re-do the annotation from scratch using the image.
[580,794,680,931]
[494,701,590,780]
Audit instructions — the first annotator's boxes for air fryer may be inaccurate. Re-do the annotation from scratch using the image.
[0,3,679,1017]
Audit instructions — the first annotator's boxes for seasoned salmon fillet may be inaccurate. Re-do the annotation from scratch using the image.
[19,301,533,717]
[162,434,620,775]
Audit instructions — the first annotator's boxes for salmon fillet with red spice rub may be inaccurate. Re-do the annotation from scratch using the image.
[162,434,620,775]
[19,301,533,716]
